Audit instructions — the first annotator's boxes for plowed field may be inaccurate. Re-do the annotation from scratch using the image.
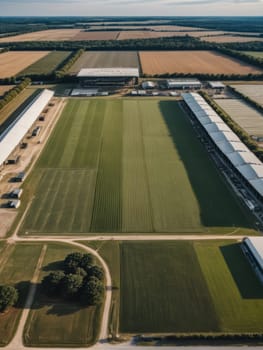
[139,50,263,75]
[0,51,50,78]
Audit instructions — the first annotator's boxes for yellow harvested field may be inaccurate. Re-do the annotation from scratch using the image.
[0,29,81,42]
[0,85,14,97]
[201,35,263,43]
[139,51,263,75]
[0,51,50,78]
[72,31,120,41]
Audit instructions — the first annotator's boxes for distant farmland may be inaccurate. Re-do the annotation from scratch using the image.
[139,50,263,75]
[0,51,50,78]
[20,51,72,76]
[242,51,263,59]
[71,31,120,41]
[200,35,263,43]
[120,240,263,333]
[0,29,81,42]
[20,99,252,235]
[69,51,139,75]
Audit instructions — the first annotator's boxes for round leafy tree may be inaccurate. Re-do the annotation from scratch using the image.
[0,285,18,312]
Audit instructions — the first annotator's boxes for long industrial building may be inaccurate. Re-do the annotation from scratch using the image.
[0,89,54,167]
[182,92,263,200]
[77,67,139,86]
[242,237,263,283]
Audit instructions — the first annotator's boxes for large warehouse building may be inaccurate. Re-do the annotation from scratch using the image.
[0,89,54,167]
[242,237,263,284]
[77,67,139,87]
[182,92,263,200]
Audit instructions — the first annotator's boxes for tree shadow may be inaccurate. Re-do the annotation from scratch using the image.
[220,243,263,299]
[159,100,251,228]
[42,260,64,272]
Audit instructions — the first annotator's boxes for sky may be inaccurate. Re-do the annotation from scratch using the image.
[0,0,262,16]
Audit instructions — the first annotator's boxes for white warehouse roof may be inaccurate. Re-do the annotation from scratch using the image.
[166,79,202,88]
[244,237,263,271]
[0,89,54,167]
[208,81,225,89]
[182,92,263,198]
[77,68,139,78]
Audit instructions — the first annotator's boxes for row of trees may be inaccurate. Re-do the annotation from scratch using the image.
[0,285,18,312]
[0,78,31,111]
[200,91,263,162]
[55,49,84,79]
[42,252,105,306]
[218,47,263,70]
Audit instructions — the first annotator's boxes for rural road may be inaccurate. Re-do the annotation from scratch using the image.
[1,231,259,349]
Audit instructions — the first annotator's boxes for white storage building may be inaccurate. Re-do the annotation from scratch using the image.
[0,89,54,167]
[166,79,202,90]
[182,92,263,199]
[242,237,263,283]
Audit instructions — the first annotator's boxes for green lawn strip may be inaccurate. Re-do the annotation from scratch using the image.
[23,243,103,347]
[91,100,123,232]
[22,169,97,233]
[195,240,263,333]
[159,100,253,229]
[142,101,202,232]
[0,243,44,346]
[120,241,219,333]
[19,51,72,76]
[122,100,153,232]
[80,240,120,338]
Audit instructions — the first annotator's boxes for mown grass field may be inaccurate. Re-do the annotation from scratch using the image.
[19,51,72,76]
[94,240,263,334]
[21,99,253,235]
[23,243,103,347]
[0,243,44,346]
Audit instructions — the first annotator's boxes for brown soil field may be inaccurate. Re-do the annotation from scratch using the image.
[71,31,120,41]
[139,51,263,75]
[69,51,139,75]
[200,35,263,43]
[0,85,14,97]
[0,29,81,43]
[0,51,50,78]
[117,31,184,40]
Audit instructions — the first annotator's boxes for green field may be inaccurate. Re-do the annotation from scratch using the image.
[99,240,263,334]
[242,51,263,59]
[19,51,72,76]
[21,98,253,235]
[23,243,102,347]
[0,243,44,346]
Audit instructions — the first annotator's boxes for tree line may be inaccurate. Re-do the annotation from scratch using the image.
[0,78,31,111]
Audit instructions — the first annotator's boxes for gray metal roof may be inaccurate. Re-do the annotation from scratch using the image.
[77,68,139,78]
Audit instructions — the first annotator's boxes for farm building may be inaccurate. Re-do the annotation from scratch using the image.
[77,67,139,87]
[71,88,99,96]
[142,81,156,89]
[166,79,202,90]
[182,92,263,201]
[8,199,21,209]
[208,81,225,90]
[0,89,54,167]
[242,237,263,284]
